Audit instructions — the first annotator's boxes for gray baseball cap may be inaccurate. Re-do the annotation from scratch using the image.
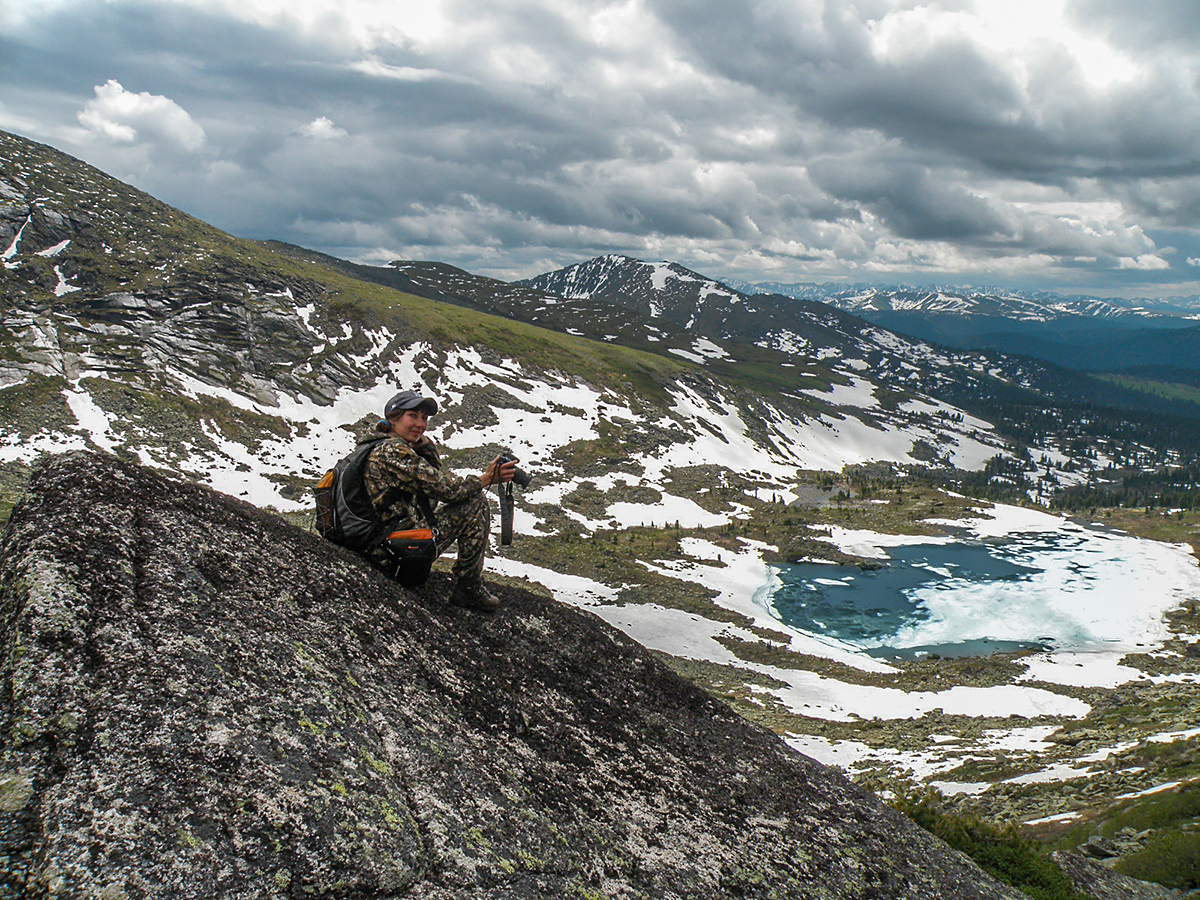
[384,390,438,418]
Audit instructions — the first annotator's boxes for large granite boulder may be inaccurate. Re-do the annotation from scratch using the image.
[0,451,1025,899]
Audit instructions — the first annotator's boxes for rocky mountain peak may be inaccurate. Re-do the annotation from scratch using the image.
[520,254,745,327]
[0,451,1028,899]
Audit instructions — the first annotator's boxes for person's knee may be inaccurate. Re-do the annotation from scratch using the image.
[440,493,490,540]
[469,493,491,536]
[461,492,489,526]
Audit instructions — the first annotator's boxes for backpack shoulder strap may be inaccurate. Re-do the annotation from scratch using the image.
[414,492,439,534]
[357,437,406,510]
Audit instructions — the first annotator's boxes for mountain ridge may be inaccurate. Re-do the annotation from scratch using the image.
[715,277,1200,375]
[724,277,1200,320]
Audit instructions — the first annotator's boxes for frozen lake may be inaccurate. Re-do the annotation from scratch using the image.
[767,509,1200,660]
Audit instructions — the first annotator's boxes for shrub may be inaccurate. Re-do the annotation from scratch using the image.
[1115,829,1200,890]
[889,788,1092,900]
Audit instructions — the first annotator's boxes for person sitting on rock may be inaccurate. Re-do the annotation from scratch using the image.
[360,390,517,611]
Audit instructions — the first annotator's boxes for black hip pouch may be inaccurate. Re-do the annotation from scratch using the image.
[384,528,437,587]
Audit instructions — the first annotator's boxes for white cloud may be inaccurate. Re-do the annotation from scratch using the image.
[77,80,205,151]
[0,0,73,30]
[348,59,457,83]
[1188,257,1200,267]
[301,117,348,140]
[154,0,454,49]
[1118,254,1170,270]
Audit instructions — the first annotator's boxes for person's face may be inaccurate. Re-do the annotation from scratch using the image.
[390,408,429,443]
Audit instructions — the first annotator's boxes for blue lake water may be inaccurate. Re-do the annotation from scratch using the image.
[771,543,1041,658]
[767,526,1171,659]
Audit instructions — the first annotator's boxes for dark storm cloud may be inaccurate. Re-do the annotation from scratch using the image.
[0,2,623,246]
[637,0,1200,289]
[808,158,1010,241]
[649,0,1200,179]
[1071,0,1200,51]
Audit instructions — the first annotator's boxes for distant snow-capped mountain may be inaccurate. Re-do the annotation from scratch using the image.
[716,278,1200,375]
[727,279,1156,322]
[521,254,743,326]
[830,286,1140,323]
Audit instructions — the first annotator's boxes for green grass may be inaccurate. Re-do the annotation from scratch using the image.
[288,258,696,408]
[0,375,77,528]
[1116,828,1200,889]
[1045,781,1200,891]
[1099,781,1200,834]
[1082,506,1200,558]
[1091,373,1200,408]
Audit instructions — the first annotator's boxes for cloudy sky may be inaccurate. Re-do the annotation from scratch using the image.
[3,0,1200,296]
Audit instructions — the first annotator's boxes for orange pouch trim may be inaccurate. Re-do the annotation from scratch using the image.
[387,528,435,542]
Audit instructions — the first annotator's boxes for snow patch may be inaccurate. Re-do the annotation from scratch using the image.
[37,239,71,257]
[64,383,119,452]
[53,266,81,296]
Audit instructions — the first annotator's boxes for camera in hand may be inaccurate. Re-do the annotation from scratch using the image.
[496,452,533,488]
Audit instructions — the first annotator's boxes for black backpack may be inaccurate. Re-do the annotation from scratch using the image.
[314,440,387,551]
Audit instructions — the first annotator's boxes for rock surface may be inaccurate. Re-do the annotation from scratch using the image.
[0,452,1027,899]
[1051,851,1186,900]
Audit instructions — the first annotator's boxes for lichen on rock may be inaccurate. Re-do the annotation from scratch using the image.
[0,451,1027,899]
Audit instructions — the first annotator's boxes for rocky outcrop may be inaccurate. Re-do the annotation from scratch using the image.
[0,452,1026,899]
[1051,851,1186,900]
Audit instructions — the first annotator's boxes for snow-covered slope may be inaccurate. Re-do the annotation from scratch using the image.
[1,131,1025,519]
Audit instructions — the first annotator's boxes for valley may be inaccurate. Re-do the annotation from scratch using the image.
[484,470,1200,890]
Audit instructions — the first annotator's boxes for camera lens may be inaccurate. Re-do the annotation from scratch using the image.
[497,452,532,487]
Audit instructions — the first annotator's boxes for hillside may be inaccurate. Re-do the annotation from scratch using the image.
[6,127,1199,527]
[514,256,1200,508]
[0,450,1027,899]
[518,256,1200,428]
[4,128,1047,533]
[3,128,1200,893]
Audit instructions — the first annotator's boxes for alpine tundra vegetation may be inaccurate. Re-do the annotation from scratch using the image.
[3,128,1200,896]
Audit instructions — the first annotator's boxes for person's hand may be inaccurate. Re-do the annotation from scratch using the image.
[482,455,519,487]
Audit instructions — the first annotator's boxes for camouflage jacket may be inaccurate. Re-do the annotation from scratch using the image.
[361,432,484,530]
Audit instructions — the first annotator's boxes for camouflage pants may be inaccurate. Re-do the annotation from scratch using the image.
[364,492,491,587]
[432,491,491,587]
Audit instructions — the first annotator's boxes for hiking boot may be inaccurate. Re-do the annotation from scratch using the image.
[449,581,500,612]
